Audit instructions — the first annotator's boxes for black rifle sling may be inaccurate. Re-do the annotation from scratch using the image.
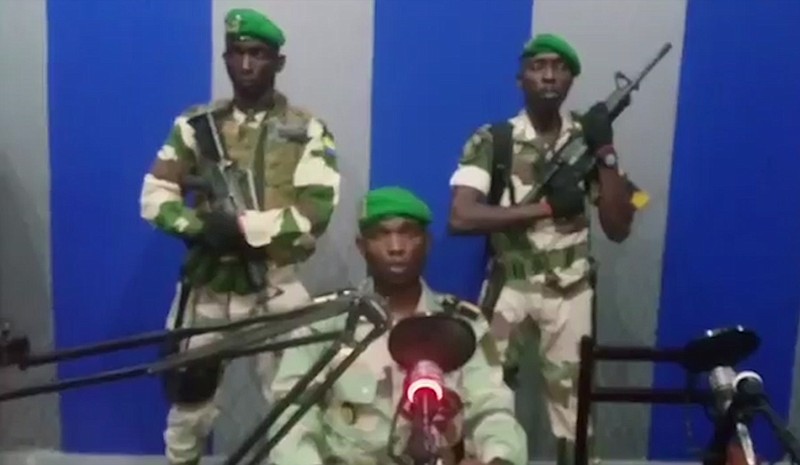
[487,122,515,207]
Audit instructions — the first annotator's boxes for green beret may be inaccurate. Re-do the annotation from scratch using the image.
[359,187,433,230]
[225,8,285,48]
[521,33,581,77]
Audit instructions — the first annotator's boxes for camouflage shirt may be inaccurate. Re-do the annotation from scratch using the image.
[139,91,340,294]
[449,109,593,288]
[269,278,528,465]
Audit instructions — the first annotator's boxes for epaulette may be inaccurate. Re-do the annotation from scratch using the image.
[279,106,312,143]
[439,294,481,321]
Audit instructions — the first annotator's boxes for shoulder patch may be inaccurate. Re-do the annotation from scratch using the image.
[322,134,336,157]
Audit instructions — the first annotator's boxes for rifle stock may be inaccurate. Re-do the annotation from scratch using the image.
[518,42,673,207]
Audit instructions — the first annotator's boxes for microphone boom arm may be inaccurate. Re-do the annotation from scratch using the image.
[0,289,391,465]
[228,301,388,465]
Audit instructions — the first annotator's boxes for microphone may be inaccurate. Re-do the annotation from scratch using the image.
[402,359,464,440]
[387,314,476,465]
[403,360,446,465]
[405,359,446,425]
[734,371,764,398]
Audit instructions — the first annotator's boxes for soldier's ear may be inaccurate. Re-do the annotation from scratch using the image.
[424,231,433,255]
[276,54,286,73]
[355,234,366,258]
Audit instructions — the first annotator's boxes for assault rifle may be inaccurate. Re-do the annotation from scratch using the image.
[184,111,268,292]
[519,41,673,206]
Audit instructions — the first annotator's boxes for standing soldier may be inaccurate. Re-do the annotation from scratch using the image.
[447,33,637,464]
[138,8,340,465]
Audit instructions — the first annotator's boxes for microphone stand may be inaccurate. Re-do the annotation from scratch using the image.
[228,300,387,465]
[0,288,390,465]
[703,380,800,465]
[406,389,439,465]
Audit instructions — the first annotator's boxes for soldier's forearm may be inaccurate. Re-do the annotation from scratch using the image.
[596,166,634,242]
[449,200,550,235]
[140,174,203,237]
[295,184,338,237]
[237,188,337,248]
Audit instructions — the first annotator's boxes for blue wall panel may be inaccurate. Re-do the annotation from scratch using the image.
[650,0,800,460]
[48,0,212,453]
[370,0,535,300]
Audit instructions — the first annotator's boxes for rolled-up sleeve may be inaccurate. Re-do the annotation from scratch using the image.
[449,125,494,196]
[238,118,340,248]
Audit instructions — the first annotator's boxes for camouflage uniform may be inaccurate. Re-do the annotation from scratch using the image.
[449,108,617,456]
[269,278,528,465]
[139,91,340,464]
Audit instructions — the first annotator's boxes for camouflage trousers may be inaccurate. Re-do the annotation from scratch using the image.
[163,265,311,465]
[487,276,593,443]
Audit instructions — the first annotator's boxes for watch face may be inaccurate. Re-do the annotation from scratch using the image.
[604,153,617,167]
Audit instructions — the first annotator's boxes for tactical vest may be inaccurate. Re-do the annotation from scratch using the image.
[182,95,315,295]
[485,113,591,282]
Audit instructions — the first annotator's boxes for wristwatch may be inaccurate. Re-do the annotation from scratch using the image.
[598,150,618,169]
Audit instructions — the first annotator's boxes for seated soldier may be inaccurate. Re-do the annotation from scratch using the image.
[269,186,528,465]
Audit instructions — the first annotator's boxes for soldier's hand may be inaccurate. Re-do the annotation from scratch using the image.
[543,166,586,219]
[197,210,243,252]
[580,102,613,152]
[545,187,585,219]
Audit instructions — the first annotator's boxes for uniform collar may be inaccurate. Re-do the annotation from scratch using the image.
[510,107,581,147]
[230,90,289,126]
[357,277,442,316]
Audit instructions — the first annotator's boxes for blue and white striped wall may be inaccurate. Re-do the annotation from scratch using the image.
[1,0,800,462]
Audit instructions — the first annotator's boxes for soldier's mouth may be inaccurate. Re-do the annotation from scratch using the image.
[237,75,260,85]
[387,265,409,275]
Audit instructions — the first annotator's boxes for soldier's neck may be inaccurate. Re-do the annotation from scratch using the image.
[375,280,422,321]
[233,88,276,113]
[526,107,562,136]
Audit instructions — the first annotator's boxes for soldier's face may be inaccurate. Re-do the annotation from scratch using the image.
[518,53,573,110]
[357,218,429,287]
[223,39,285,97]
